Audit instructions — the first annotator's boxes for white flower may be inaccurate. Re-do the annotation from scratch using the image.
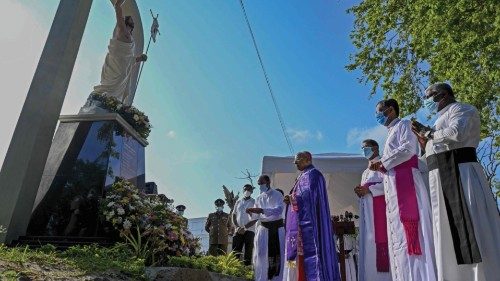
[129,205,135,211]
[123,219,132,230]
[133,114,140,121]
[107,202,115,207]
[116,207,125,215]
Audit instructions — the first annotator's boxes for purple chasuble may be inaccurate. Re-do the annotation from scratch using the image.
[285,165,341,281]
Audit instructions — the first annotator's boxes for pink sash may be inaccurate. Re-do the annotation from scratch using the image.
[365,182,389,272]
[394,155,421,255]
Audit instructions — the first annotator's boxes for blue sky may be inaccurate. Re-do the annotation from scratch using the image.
[0,0,435,218]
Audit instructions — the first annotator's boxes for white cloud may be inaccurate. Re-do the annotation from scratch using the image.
[166,130,176,139]
[287,128,324,144]
[346,125,387,148]
[316,131,323,141]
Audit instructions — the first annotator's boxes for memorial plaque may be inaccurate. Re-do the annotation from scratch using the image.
[27,116,146,237]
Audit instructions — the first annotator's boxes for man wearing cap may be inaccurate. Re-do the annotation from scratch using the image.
[205,199,231,256]
[232,184,257,265]
[411,82,500,281]
[176,205,188,224]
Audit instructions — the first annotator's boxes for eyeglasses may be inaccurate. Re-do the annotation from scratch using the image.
[424,91,445,102]
[375,107,390,115]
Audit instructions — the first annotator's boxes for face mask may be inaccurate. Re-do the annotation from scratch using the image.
[362,147,374,159]
[244,191,252,198]
[375,111,388,126]
[177,211,184,216]
[259,184,269,193]
[424,93,445,113]
[216,206,223,212]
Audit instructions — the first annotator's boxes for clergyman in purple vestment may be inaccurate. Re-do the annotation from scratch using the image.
[283,151,341,281]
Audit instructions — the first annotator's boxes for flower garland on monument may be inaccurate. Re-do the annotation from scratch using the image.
[89,93,152,140]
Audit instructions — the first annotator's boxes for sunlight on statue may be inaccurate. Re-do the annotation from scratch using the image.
[82,0,147,113]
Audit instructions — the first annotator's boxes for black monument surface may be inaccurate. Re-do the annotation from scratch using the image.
[27,113,147,237]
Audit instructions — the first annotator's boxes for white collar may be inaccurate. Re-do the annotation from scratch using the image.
[438,102,455,116]
[387,117,400,129]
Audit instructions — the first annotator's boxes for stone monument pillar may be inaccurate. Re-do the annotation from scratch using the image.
[0,0,93,244]
[0,0,145,244]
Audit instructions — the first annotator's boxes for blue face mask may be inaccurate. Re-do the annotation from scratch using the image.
[424,93,445,113]
[362,147,374,159]
[259,184,269,193]
[375,111,388,126]
[424,97,438,113]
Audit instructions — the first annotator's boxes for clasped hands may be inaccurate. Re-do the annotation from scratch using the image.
[246,207,263,215]
[369,161,386,173]
[354,184,370,198]
[236,226,246,235]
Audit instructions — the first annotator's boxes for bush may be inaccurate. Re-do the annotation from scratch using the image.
[100,179,200,264]
[166,252,254,280]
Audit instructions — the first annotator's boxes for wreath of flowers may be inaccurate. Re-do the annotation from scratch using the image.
[89,93,152,139]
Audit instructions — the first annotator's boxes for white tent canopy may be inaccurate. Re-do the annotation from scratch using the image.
[261,152,367,218]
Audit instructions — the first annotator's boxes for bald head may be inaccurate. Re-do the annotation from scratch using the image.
[294,151,313,171]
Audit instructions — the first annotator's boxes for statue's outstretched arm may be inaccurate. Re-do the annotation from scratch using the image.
[114,0,127,33]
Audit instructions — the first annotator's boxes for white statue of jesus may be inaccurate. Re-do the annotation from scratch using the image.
[87,0,147,108]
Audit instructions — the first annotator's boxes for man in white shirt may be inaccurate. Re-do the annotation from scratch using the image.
[355,139,392,281]
[246,175,285,281]
[232,184,257,265]
[412,82,500,281]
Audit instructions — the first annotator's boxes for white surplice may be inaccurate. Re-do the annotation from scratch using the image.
[253,188,285,281]
[425,102,500,281]
[338,235,358,281]
[381,118,436,281]
[358,168,392,281]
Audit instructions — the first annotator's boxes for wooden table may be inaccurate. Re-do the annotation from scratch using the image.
[333,221,356,281]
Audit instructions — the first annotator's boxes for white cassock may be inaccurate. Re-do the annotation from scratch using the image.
[381,118,436,281]
[337,235,358,281]
[425,102,500,281]
[253,188,285,281]
[358,168,392,281]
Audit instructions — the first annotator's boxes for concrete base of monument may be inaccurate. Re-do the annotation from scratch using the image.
[145,267,251,281]
[26,113,147,239]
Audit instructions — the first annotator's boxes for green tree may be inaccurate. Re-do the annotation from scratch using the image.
[347,0,499,195]
[346,0,499,139]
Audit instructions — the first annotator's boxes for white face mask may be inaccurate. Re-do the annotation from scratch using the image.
[244,191,252,198]
[259,184,268,193]
[216,206,223,212]
[177,211,184,216]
